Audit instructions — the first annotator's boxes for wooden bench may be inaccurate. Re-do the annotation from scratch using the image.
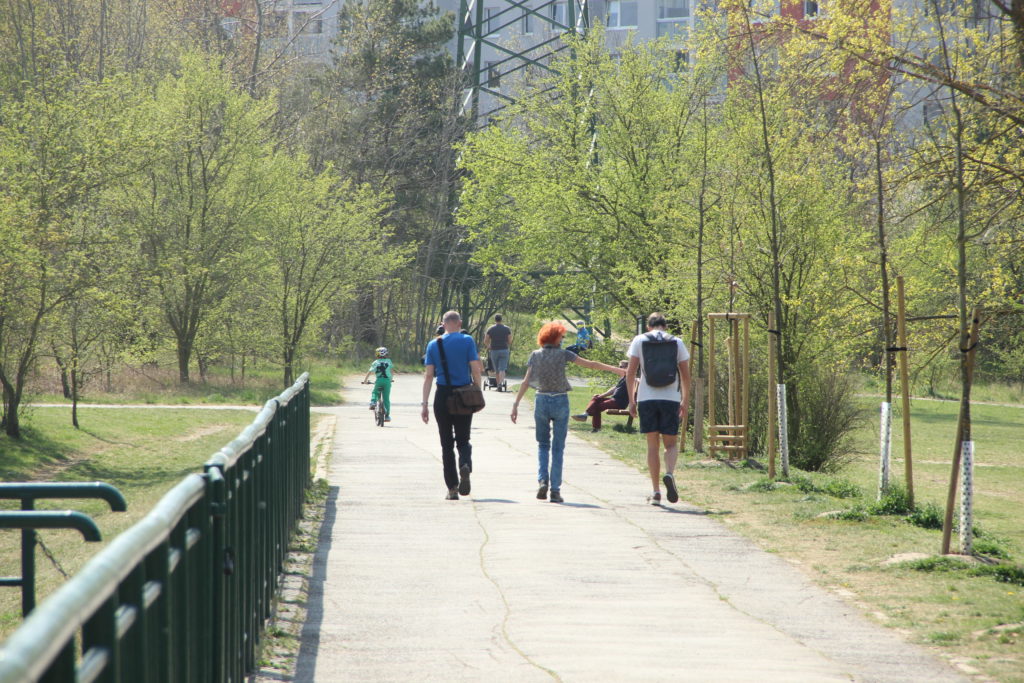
[604,409,634,429]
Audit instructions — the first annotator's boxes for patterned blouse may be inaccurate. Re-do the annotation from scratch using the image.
[526,346,578,394]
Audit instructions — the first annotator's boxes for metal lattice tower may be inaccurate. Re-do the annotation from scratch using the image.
[456,1,591,123]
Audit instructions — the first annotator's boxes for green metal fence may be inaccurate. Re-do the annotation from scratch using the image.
[0,373,311,683]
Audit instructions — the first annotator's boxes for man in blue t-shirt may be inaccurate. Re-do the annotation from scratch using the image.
[422,310,483,500]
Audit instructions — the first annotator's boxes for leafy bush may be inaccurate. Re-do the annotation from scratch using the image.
[746,478,778,492]
[907,501,944,530]
[785,472,860,498]
[985,564,1024,586]
[973,538,1013,561]
[821,478,861,499]
[902,556,1024,586]
[869,483,913,515]
[831,505,870,521]
[789,362,866,472]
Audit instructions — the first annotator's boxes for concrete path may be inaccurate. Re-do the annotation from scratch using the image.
[298,375,965,682]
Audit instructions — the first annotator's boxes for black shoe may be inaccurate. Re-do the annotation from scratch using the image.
[458,465,471,496]
[537,479,549,500]
[650,492,662,506]
[663,474,679,503]
[446,488,459,500]
[571,413,587,422]
[549,490,563,503]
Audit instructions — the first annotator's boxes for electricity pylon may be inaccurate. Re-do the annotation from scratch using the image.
[456,0,591,124]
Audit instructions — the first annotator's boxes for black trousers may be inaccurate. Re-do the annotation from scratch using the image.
[433,385,473,490]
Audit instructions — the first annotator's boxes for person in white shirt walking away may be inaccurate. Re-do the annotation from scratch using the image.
[625,313,692,505]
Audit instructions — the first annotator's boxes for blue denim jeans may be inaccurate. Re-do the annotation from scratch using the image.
[534,393,570,491]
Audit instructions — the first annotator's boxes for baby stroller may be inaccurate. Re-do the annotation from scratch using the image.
[483,354,507,392]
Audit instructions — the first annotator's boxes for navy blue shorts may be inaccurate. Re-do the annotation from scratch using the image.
[637,400,680,435]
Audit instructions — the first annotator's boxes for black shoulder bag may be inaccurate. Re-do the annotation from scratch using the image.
[436,336,486,415]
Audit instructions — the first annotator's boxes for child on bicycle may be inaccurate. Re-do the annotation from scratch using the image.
[363,347,394,422]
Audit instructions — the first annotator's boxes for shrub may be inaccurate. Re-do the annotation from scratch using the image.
[746,478,777,492]
[789,362,866,473]
[972,538,1013,561]
[907,501,944,530]
[985,564,1024,586]
[785,472,860,498]
[832,505,870,522]
[869,483,913,516]
[821,478,861,499]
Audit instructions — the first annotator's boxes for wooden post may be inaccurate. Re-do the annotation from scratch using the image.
[708,316,716,448]
[690,320,704,453]
[742,315,750,459]
[895,276,914,508]
[778,383,790,478]
[727,319,737,428]
[941,307,981,555]
[768,312,777,479]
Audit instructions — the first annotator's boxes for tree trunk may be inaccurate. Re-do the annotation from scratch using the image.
[2,378,22,438]
[54,346,72,399]
[283,343,295,387]
[176,339,192,384]
[71,364,80,429]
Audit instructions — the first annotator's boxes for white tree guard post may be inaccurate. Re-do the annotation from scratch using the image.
[777,384,789,478]
[878,402,892,499]
[960,440,974,554]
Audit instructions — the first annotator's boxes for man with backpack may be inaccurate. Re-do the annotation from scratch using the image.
[626,313,691,505]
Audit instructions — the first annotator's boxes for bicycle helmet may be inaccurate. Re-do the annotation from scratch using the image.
[376,347,388,358]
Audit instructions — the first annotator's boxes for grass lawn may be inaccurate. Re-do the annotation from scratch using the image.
[0,406,263,639]
[556,380,1024,683]
[25,356,365,407]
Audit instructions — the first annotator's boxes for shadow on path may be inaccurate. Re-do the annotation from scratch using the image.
[294,485,339,683]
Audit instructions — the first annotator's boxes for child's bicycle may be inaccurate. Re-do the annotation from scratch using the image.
[361,381,387,427]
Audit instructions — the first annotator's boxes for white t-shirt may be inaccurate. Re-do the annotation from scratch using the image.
[627,330,690,402]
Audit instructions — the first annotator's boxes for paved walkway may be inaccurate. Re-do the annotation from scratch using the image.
[298,375,965,682]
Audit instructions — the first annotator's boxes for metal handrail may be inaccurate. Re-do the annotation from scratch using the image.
[0,511,102,541]
[0,474,206,683]
[0,482,127,511]
[0,482,127,615]
[0,372,312,683]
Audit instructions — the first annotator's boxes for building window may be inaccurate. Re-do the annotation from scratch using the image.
[803,0,819,17]
[658,0,689,20]
[550,2,567,26]
[657,21,687,39]
[607,1,638,28]
[299,17,323,34]
[522,6,533,34]
[486,61,501,88]
[485,7,500,35]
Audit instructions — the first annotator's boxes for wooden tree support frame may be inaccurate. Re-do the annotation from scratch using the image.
[707,313,750,461]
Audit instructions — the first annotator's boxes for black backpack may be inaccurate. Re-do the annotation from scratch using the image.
[641,333,679,388]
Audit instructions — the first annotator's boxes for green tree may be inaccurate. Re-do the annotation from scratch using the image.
[459,30,713,322]
[0,77,130,436]
[262,156,403,386]
[111,53,278,383]
[296,0,465,352]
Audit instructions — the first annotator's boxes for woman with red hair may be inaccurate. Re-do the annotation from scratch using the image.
[511,322,625,503]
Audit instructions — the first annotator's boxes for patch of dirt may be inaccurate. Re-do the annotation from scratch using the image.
[175,424,231,442]
[881,552,931,566]
[26,453,92,482]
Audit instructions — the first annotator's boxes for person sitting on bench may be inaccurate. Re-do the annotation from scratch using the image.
[572,360,630,431]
